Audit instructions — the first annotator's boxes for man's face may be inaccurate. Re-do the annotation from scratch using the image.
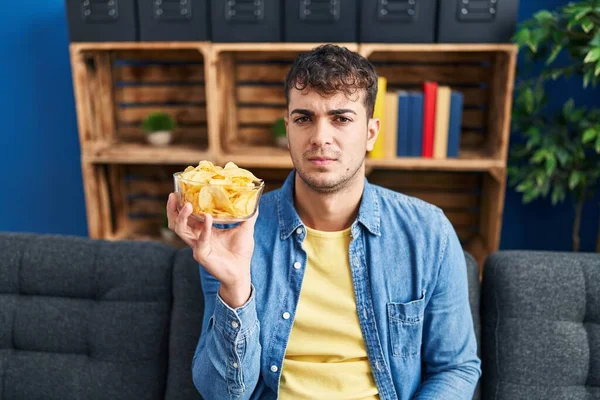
[285,87,379,194]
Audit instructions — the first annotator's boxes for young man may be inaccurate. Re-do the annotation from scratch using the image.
[167,44,481,399]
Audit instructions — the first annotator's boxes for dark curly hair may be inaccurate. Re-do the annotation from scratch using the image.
[284,44,379,118]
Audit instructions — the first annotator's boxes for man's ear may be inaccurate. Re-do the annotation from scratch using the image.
[366,117,380,152]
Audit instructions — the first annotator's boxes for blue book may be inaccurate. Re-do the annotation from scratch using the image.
[447,91,464,158]
[396,91,411,157]
[409,92,424,157]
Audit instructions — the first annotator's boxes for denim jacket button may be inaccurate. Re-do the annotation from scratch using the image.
[293,262,301,269]
[270,365,278,373]
[296,227,303,235]
[283,312,291,320]
[231,321,239,329]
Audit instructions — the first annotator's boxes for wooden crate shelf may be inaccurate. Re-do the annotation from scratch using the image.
[84,142,212,164]
[70,42,517,270]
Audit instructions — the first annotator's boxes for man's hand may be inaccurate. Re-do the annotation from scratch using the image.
[166,193,258,308]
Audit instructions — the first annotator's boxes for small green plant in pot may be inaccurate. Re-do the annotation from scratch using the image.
[271,117,288,149]
[142,112,177,146]
[509,0,600,251]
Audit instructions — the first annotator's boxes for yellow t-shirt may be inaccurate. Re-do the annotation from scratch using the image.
[279,226,379,399]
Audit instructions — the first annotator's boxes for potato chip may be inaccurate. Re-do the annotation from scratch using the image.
[174,160,263,220]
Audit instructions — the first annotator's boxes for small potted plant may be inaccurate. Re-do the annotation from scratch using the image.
[142,111,176,146]
[271,117,288,149]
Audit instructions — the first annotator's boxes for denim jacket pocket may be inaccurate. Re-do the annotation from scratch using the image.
[387,294,425,357]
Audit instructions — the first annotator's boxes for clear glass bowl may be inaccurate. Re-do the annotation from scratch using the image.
[173,172,264,224]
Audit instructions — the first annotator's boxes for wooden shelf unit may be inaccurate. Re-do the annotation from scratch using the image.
[69,42,517,268]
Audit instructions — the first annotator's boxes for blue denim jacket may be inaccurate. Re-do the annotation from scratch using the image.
[192,171,481,399]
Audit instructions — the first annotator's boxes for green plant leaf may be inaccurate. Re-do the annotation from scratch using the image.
[551,185,566,205]
[513,28,531,48]
[581,18,594,33]
[591,32,600,47]
[545,154,557,175]
[584,69,594,88]
[556,148,569,166]
[584,48,600,63]
[596,135,600,153]
[547,45,564,64]
[534,10,554,23]
[569,171,583,190]
[563,98,575,117]
[583,127,597,143]
[596,60,600,76]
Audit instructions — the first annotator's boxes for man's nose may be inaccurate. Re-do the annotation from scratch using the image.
[309,119,333,146]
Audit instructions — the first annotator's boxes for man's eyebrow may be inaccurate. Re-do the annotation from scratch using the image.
[290,109,315,116]
[328,109,357,116]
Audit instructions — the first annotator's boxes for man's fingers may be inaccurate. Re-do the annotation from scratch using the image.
[166,193,179,230]
[175,202,193,234]
[194,213,213,262]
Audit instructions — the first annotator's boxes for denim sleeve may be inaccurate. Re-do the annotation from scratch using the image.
[413,214,482,399]
[191,264,262,399]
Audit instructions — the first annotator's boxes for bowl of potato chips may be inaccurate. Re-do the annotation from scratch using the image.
[174,160,264,223]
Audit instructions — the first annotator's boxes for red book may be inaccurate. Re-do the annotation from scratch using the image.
[422,81,438,158]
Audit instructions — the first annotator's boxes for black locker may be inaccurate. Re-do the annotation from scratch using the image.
[359,0,437,43]
[210,0,282,42]
[138,0,209,41]
[437,0,520,43]
[65,0,138,42]
[284,0,358,43]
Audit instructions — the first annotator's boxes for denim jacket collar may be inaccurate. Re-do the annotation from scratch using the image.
[276,170,381,240]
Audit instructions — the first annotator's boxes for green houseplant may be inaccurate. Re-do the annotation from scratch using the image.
[509,0,600,251]
[271,117,288,149]
[142,111,177,146]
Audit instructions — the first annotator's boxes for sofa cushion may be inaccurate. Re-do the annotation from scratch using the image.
[0,233,175,400]
[482,251,600,399]
[165,248,204,400]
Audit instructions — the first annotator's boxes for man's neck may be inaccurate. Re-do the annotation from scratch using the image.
[293,172,364,232]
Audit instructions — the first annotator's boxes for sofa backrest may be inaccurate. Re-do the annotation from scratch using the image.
[0,233,203,400]
[481,251,600,399]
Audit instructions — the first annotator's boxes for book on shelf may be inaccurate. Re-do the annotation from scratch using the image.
[370,79,464,160]
[369,76,387,160]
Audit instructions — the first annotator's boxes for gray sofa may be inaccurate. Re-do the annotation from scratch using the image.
[0,233,203,400]
[0,232,598,399]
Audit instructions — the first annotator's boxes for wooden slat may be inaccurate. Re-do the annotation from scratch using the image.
[368,171,481,190]
[374,65,490,85]
[129,180,173,197]
[116,86,206,103]
[85,143,212,164]
[238,126,276,146]
[95,53,117,143]
[118,125,208,144]
[81,162,104,238]
[237,86,286,104]
[129,198,165,215]
[238,107,285,124]
[444,210,479,227]
[108,165,128,235]
[462,109,486,128]
[113,50,205,61]
[69,50,94,146]
[401,190,479,209]
[480,171,506,253]
[236,64,292,83]
[118,106,207,124]
[116,65,204,82]
[461,130,486,148]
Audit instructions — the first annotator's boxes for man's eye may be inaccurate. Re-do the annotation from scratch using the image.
[294,116,310,123]
[336,116,351,123]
